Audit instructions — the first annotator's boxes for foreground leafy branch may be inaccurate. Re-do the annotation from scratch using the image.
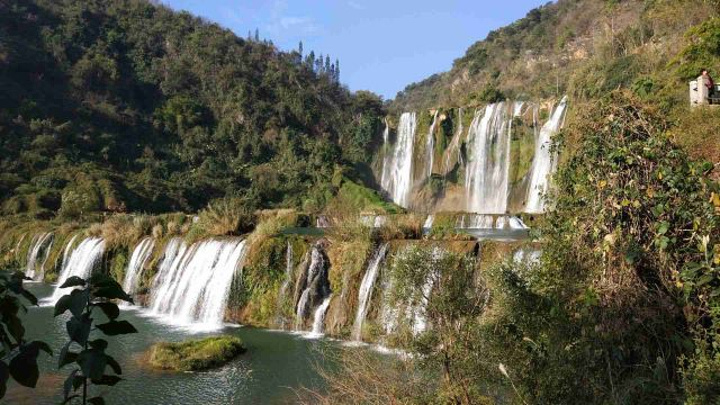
[0,270,52,398]
[55,274,138,405]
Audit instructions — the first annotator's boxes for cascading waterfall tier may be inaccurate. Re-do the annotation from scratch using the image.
[377,98,567,213]
[121,237,155,298]
[526,96,568,213]
[465,102,522,214]
[148,238,247,330]
[351,243,389,341]
[310,295,333,336]
[26,232,53,281]
[295,242,331,331]
[380,112,417,208]
[274,242,295,328]
[47,237,106,304]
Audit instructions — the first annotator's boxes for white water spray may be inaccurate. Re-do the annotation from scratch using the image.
[351,243,389,341]
[122,237,155,297]
[26,232,53,281]
[465,102,522,213]
[310,295,333,335]
[149,238,247,330]
[47,237,106,304]
[526,97,568,213]
[381,112,417,207]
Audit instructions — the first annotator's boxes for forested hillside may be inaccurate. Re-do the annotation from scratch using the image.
[393,0,719,112]
[0,0,385,218]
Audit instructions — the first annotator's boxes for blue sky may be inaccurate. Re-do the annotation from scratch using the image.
[162,0,550,100]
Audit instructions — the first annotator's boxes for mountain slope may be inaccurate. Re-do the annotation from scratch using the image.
[392,0,720,111]
[0,0,386,218]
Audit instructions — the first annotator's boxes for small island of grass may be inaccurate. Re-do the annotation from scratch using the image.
[148,335,246,371]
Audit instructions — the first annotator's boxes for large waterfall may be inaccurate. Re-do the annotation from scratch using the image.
[465,102,522,214]
[148,238,247,330]
[380,112,417,208]
[26,232,53,281]
[526,97,568,213]
[47,237,106,303]
[379,98,567,213]
[351,243,389,341]
[425,111,439,178]
[121,237,155,297]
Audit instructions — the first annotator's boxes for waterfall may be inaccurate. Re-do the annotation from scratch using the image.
[47,237,106,304]
[423,215,434,230]
[443,107,464,174]
[310,295,333,335]
[121,237,155,297]
[526,97,568,213]
[351,243,389,341]
[508,217,528,230]
[295,244,327,330]
[381,112,417,208]
[26,232,53,281]
[425,111,439,178]
[148,238,247,330]
[495,216,507,229]
[275,242,294,328]
[455,214,494,229]
[465,102,522,214]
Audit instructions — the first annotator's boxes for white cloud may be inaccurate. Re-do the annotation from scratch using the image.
[348,1,364,10]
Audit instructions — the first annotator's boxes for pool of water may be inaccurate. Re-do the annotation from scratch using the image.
[3,284,338,405]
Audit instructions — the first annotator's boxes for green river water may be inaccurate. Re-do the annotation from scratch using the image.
[3,284,340,405]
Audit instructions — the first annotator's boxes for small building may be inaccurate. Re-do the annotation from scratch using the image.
[690,80,720,107]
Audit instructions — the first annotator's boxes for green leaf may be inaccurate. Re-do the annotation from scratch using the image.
[61,394,80,405]
[657,221,670,235]
[77,349,107,380]
[27,340,52,356]
[89,339,108,351]
[91,375,122,386]
[9,344,41,387]
[96,320,138,336]
[92,283,133,303]
[55,289,88,318]
[105,354,122,375]
[63,369,79,399]
[20,290,38,306]
[54,294,72,317]
[58,342,78,369]
[60,276,87,289]
[0,361,9,398]
[66,315,92,346]
[94,302,120,320]
[88,396,107,404]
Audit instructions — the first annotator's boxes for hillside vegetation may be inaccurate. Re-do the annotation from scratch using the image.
[0,0,386,219]
[393,0,719,111]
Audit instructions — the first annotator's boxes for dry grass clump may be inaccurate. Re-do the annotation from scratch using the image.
[376,214,423,241]
[191,198,256,239]
[298,349,429,405]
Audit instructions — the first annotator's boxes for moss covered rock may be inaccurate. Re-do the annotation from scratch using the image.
[148,336,246,371]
